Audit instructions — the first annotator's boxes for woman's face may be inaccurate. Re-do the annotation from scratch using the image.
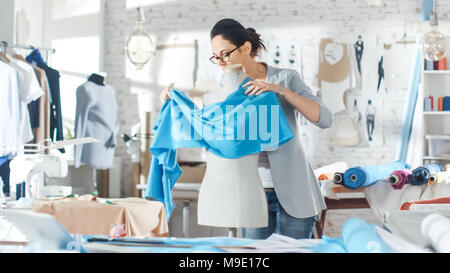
[210,34,252,68]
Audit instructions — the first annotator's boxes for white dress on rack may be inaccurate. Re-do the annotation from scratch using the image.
[197,65,268,228]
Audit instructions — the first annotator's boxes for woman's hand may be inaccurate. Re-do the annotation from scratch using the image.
[242,80,280,96]
[159,83,174,104]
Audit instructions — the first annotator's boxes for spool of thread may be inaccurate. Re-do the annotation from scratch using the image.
[443,96,450,111]
[389,169,412,190]
[428,170,450,186]
[438,57,447,70]
[438,96,444,111]
[411,163,444,185]
[424,97,432,112]
[333,173,345,185]
[446,164,450,171]
[425,59,435,70]
[434,60,439,70]
[429,96,434,110]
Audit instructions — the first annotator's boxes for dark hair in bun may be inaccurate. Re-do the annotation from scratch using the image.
[210,18,266,57]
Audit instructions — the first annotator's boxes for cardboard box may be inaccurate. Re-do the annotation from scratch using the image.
[177,163,206,183]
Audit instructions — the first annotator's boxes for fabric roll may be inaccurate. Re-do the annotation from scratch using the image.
[444,96,450,111]
[389,169,412,190]
[312,218,391,253]
[410,163,444,186]
[424,97,432,112]
[438,57,447,70]
[428,170,450,186]
[446,164,450,171]
[318,173,334,181]
[421,214,450,253]
[342,160,410,189]
[424,59,434,70]
[146,77,294,219]
[333,172,345,185]
[438,96,444,111]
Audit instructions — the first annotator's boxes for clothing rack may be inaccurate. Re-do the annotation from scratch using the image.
[0,41,56,63]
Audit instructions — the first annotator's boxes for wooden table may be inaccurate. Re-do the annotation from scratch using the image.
[314,186,370,239]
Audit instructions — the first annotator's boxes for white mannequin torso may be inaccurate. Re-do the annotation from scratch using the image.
[197,65,268,228]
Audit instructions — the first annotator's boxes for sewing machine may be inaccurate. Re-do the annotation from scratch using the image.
[10,153,71,199]
[7,138,99,200]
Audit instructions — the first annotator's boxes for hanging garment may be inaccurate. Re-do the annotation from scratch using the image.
[74,81,119,170]
[26,49,64,152]
[29,65,51,145]
[8,56,44,145]
[0,61,21,156]
[342,160,411,189]
[146,77,294,219]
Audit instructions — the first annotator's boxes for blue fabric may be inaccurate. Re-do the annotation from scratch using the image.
[146,77,294,220]
[0,156,8,167]
[410,163,444,185]
[396,38,423,161]
[342,160,410,189]
[312,218,391,253]
[421,0,434,21]
[83,235,256,253]
[242,188,318,240]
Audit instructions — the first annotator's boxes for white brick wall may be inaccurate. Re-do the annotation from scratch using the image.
[103,0,450,237]
[105,0,450,197]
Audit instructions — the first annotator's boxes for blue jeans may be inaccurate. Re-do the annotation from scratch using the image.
[242,188,318,240]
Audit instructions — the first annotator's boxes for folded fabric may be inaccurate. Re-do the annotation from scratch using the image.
[32,195,169,237]
[401,197,450,210]
[312,218,391,253]
[410,163,444,186]
[389,169,412,190]
[342,160,411,189]
[146,77,294,220]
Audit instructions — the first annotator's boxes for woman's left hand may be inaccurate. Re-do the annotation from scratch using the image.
[242,80,280,96]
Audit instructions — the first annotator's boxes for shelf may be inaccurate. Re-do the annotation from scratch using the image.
[424,70,450,75]
[424,111,450,115]
[423,156,450,160]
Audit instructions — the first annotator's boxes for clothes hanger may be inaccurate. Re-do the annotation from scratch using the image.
[0,52,10,64]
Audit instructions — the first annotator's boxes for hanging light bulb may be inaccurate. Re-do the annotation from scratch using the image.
[124,7,155,69]
[421,3,447,61]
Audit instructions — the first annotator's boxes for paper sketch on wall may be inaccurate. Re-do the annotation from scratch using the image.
[315,38,360,115]
[332,91,362,147]
[273,45,280,65]
[288,45,296,65]
[377,56,384,92]
[354,35,364,76]
[383,43,416,91]
[332,90,383,147]
[16,8,30,44]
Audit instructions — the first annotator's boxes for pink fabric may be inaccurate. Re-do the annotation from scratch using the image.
[390,169,412,190]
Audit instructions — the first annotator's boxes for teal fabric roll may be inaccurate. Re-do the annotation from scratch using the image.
[342,160,411,189]
[312,218,391,253]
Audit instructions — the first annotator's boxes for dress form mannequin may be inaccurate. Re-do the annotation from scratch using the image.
[197,64,268,235]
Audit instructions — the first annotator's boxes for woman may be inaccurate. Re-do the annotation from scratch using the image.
[160,18,333,239]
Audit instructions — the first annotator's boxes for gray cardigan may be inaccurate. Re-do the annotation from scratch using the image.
[266,65,332,218]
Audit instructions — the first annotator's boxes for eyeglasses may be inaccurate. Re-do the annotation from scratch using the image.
[209,45,241,64]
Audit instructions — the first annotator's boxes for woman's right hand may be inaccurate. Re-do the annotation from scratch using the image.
[159,84,172,104]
